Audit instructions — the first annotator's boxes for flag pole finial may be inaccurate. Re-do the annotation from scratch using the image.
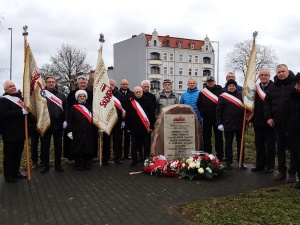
[253,31,258,40]
[99,33,105,43]
[23,25,28,37]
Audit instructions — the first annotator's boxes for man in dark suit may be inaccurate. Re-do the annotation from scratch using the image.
[124,86,155,166]
[119,79,133,159]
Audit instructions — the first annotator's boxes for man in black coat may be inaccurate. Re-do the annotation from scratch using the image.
[119,79,133,159]
[0,81,28,182]
[197,76,224,161]
[249,69,275,173]
[125,86,155,166]
[216,79,246,170]
[102,79,126,165]
[40,77,68,174]
[264,64,297,182]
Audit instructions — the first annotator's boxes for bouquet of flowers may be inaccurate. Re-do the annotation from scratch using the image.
[143,153,224,180]
[178,154,224,180]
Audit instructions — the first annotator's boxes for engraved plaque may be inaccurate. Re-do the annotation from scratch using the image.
[163,114,195,159]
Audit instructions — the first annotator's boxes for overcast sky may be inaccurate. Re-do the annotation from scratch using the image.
[0,0,299,92]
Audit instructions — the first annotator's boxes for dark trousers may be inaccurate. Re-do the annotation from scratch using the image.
[131,133,151,164]
[121,129,131,157]
[289,130,300,179]
[41,129,63,169]
[3,140,24,178]
[30,130,41,164]
[254,126,275,170]
[103,124,123,162]
[224,130,244,164]
[275,126,296,174]
[203,119,224,160]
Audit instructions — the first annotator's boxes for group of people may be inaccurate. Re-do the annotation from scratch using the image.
[1,64,300,189]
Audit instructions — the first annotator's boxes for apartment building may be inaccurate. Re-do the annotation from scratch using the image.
[108,29,216,94]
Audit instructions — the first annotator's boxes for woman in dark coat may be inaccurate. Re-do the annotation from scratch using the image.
[287,76,300,189]
[67,90,97,170]
[216,79,246,170]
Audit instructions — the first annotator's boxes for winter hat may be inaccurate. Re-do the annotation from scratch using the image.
[75,90,88,100]
[225,79,237,88]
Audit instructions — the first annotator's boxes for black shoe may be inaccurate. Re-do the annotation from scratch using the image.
[40,167,49,174]
[130,162,137,166]
[55,167,64,172]
[102,161,109,166]
[5,177,17,183]
[265,168,274,173]
[226,163,232,169]
[14,172,27,178]
[76,165,84,171]
[251,167,264,172]
[114,159,122,164]
[123,156,131,160]
[84,164,92,170]
[294,181,300,189]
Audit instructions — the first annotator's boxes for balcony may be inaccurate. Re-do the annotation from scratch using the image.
[149,59,163,65]
[148,74,163,80]
[202,63,213,69]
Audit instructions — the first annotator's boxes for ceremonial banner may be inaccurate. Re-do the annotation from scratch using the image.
[93,47,117,135]
[23,44,50,136]
[242,34,257,120]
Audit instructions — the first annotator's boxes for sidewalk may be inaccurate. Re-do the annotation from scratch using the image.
[0,160,283,225]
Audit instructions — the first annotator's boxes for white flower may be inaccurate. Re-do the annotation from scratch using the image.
[198,168,204,174]
[195,161,200,168]
[208,154,215,160]
[189,162,196,168]
[206,167,212,173]
[182,163,186,168]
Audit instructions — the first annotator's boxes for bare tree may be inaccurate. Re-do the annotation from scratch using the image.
[40,44,92,94]
[225,40,278,77]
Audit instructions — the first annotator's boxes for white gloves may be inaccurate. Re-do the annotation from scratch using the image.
[218,124,224,132]
[121,121,125,129]
[67,132,73,140]
[63,121,67,129]
[22,108,29,115]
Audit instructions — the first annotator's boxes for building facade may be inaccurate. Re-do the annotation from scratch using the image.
[108,29,216,94]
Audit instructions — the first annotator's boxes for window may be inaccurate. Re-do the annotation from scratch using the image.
[154,40,157,46]
[178,42,182,48]
[195,69,198,76]
[188,55,192,62]
[179,81,183,90]
[179,54,183,61]
[163,53,167,61]
[164,67,167,74]
[191,43,194,49]
[165,40,170,47]
[189,68,192,75]
[150,52,160,60]
[195,55,198,63]
[203,57,211,64]
[179,68,183,75]
[170,67,174,75]
[203,70,211,76]
[170,53,174,61]
[150,66,160,74]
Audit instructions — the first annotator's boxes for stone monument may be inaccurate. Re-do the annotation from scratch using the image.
[151,104,201,159]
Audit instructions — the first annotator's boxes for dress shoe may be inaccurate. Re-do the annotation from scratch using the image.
[287,174,296,183]
[84,164,92,170]
[294,181,300,189]
[40,167,49,174]
[265,168,274,173]
[130,162,137,166]
[102,161,109,166]
[114,159,122,164]
[55,167,64,172]
[274,172,287,181]
[76,165,84,171]
[5,177,17,183]
[31,163,38,169]
[226,163,232,169]
[122,156,131,160]
[14,172,27,178]
[239,165,247,170]
[251,167,264,172]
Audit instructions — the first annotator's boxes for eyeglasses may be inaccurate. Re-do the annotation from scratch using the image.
[46,81,55,83]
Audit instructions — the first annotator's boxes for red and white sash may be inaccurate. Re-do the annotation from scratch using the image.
[220,93,244,109]
[113,96,126,116]
[202,88,218,104]
[256,83,266,101]
[131,99,150,130]
[73,104,92,123]
[3,95,25,108]
[44,90,63,111]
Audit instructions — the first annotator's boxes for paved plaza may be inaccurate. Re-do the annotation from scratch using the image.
[0,160,284,225]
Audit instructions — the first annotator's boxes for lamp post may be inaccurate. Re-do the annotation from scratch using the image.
[8,28,12,80]
[211,41,219,84]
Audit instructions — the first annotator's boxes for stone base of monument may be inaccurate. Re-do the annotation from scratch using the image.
[150,104,201,159]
